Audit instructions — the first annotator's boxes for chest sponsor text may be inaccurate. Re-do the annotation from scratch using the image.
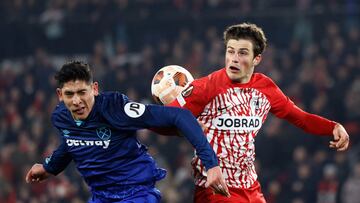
[66,139,110,149]
[212,115,262,130]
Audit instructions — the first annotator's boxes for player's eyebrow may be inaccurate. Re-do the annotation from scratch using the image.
[64,88,87,94]
[227,46,249,51]
[63,90,74,95]
[77,89,87,92]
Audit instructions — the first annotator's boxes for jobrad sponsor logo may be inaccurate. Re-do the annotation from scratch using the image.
[66,139,111,149]
[212,115,262,131]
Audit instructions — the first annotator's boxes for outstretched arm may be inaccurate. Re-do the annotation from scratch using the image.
[283,104,350,151]
[264,75,349,151]
[126,103,229,197]
[168,107,230,197]
[25,138,72,184]
[42,138,72,175]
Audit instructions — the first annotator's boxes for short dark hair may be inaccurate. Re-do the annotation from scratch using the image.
[223,23,267,57]
[55,61,93,88]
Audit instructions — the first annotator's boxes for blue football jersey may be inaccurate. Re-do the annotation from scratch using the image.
[44,92,218,200]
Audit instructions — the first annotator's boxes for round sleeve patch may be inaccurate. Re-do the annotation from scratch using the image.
[124,102,146,118]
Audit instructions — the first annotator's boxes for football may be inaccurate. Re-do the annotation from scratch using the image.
[151,65,194,105]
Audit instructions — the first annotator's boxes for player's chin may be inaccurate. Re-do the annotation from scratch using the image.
[227,73,242,82]
[73,112,88,120]
[226,68,241,76]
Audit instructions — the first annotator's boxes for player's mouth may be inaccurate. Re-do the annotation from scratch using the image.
[229,66,241,72]
[73,107,86,115]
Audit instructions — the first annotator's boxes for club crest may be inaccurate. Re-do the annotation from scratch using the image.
[96,127,111,141]
[250,96,260,115]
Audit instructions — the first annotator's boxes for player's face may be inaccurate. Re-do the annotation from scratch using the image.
[57,80,99,120]
[225,39,261,83]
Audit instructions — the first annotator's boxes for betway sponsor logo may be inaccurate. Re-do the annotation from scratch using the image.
[66,139,110,149]
[212,115,262,130]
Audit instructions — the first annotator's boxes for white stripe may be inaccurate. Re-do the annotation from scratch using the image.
[194,87,271,188]
[176,94,186,106]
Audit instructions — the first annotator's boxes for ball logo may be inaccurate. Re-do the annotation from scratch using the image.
[181,85,194,97]
[124,102,146,118]
[151,65,194,105]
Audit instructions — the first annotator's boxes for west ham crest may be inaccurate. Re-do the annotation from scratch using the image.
[96,127,111,141]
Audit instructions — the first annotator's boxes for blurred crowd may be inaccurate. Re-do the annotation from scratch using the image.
[0,0,359,203]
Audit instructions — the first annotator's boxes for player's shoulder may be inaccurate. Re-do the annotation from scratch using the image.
[100,91,147,118]
[101,91,126,99]
[191,68,225,88]
[52,102,67,115]
[252,73,278,87]
[251,73,286,101]
[51,102,72,128]
[100,91,129,106]
[97,91,132,117]
[183,68,226,101]
[207,68,226,81]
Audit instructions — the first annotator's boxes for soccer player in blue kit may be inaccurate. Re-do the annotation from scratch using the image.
[25,61,230,202]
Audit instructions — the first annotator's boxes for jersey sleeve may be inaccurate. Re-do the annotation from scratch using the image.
[168,76,210,117]
[141,105,219,170]
[282,104,336,135]
[268,78,336,136]
[44,106,73,175]
[43,136,72,175]
[104,92,218,170]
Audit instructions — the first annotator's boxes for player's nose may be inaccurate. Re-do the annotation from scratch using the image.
[231,55,239,63]
[72,95,81,105]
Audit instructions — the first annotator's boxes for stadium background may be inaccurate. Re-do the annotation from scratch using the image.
[0,0,359,202]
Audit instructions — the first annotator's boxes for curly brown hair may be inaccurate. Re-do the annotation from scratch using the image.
[223,23,267,57]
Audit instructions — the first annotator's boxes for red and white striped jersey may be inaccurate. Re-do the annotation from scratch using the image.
[170,68,336,189]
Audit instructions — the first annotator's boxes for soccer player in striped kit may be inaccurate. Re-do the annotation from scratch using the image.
[169,23,350,202]
[25,61,229,202]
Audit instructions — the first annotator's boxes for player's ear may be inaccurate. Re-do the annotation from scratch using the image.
[253,54,262,66]
[56,88,63,101]
[92,82,99,96]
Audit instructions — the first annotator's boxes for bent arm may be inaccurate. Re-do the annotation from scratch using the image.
[144,105,218,170]
[269,85,350,151]
[283,104,336,136]
[26,163,52,183]
[283,104,349,151]
[43,138,72,175]
[171,108,219,170]
[267,79,336,136]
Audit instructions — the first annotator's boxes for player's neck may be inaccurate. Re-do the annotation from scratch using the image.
[230,74,253,84]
